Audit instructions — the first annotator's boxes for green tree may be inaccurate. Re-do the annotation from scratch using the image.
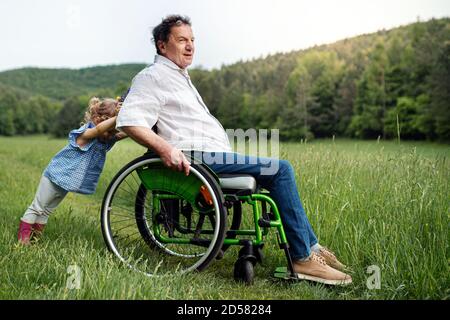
[0,89,20,135]
[0,108,16,136]
[350,41,388,138]
[428,40,450,141]
[284,63,312,139]
[384,96,423,140]
[51,96,87,137]
[284,51,343,139]
[333,67,357,135]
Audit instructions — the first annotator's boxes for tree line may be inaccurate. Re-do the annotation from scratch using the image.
[0,18,448,141]
[191,18,449,141]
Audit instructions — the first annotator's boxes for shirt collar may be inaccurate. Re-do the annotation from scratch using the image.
[154,54,189,77]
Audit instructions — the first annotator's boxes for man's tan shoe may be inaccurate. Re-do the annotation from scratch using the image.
[293,252,352,286]
[317,246,347,271]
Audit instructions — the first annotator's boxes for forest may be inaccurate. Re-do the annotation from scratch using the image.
[0,18,448,141]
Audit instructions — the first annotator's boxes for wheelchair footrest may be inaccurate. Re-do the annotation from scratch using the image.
[273,266,300,280]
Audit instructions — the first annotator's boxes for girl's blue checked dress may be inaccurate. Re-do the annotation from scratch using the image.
[43,122,116,194]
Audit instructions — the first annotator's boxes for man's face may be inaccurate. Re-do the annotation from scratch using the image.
[158,24,195,69]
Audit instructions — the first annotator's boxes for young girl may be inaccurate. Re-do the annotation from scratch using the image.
[17,97,127,245]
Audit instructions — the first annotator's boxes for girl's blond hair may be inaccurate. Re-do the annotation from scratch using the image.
[83,97,120,125]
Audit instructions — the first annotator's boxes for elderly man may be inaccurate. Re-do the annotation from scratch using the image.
[116,15,351,285]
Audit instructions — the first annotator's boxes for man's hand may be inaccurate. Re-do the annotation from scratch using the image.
[160,145,191,176]
[120,126,190,176]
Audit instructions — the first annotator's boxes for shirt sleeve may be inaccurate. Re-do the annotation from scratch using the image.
[116,72,165,130]
[68,123,96,151]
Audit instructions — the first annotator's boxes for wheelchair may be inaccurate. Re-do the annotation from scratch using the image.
[101,151,297,284]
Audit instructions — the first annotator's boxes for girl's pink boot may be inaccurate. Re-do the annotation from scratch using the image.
[17,221,33,245]
[32,223,46,238]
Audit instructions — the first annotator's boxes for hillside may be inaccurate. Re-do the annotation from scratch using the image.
[0,64,146,100]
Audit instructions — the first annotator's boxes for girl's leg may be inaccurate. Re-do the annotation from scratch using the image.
[21,175,68,225]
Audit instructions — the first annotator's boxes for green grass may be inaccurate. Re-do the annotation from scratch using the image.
[0,136,448,299]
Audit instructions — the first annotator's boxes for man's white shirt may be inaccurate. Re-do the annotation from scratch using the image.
[116,55,232,152]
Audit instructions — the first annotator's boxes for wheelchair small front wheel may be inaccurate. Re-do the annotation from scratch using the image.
[234,259,254,285]
[101,155,227,276]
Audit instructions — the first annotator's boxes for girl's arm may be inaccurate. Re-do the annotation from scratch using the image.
[76,116,117,147]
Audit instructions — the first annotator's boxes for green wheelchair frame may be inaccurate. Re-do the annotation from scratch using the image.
[101,151,296,284]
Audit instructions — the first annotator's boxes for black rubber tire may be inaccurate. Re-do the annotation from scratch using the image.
[233,258,254,285]
[101,154,227,275]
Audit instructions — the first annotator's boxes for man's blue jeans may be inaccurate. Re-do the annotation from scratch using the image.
[195,152,318,260]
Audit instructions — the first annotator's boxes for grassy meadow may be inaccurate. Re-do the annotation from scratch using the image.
[0,135,448,300]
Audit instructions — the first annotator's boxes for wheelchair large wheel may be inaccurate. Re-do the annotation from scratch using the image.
[101,154,227,276]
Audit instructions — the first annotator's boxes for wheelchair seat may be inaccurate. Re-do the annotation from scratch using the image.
[218,174,257,195]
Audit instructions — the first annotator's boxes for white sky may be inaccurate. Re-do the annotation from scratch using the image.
[0,0,449,72]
